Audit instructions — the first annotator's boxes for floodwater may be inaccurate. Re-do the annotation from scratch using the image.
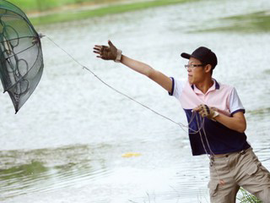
[0,0,270,202]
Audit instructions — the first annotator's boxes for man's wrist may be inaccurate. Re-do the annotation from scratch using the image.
[212,111,219,120]
[114,49,122,63]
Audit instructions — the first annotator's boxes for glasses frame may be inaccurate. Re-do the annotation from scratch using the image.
[184,64,205,69]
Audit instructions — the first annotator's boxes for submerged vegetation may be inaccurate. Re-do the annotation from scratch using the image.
[196,11,270,33]
[225,11,270,32]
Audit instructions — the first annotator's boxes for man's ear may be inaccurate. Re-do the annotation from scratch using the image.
[204,64,212,73]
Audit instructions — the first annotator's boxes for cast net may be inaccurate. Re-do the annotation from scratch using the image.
[0,0,43,113]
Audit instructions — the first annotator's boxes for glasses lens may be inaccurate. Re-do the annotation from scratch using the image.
[185,64,204,69]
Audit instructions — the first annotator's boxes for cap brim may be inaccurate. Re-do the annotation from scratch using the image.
[180,52,191,59]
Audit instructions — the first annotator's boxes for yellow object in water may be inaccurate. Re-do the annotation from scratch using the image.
[121,152,141,158]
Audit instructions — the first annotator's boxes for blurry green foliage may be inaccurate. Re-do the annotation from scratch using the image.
[15,0,196,25]
[8,0,125,12]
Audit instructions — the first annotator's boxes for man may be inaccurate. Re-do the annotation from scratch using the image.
[93,41,270,202]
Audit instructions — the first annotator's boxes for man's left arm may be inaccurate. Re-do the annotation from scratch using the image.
[215,87,247,133]
[193,104,247,133]
[214,111,246,133]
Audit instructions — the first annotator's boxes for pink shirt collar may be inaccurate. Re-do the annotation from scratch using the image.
[191,79,220,95]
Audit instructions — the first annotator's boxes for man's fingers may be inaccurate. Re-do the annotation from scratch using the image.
[93,41,117,61]
[108,40,115,49]
[193,106,201,112]
[94,45,102,48]
[93,45,109,51]
[94,45,103,50]
[204,105,210,114]
[93,50,100,54]
[96,55,106,60]
[93,48,102,55]
[193,104,207,117]
[193,104,217,119]
[193,104,206,111]
[93,46,101,50]
[93,45,110,59]
[197,109,205,117]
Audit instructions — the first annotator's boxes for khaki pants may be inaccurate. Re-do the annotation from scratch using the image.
[208,148,270,203]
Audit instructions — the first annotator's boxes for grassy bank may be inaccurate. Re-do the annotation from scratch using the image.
[9,0,197,25]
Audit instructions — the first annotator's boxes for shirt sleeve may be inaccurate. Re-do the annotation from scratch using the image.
[168,77,186,100]
[229,87,245,115]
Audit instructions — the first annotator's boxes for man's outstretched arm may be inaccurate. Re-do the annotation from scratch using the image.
[93,40,172,93]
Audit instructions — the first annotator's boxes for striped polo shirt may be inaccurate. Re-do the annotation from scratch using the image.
[169,78,250,156]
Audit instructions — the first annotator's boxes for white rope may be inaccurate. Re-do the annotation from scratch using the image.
[45,36,197,132]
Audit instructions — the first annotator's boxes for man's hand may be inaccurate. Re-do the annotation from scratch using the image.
[93,40,122,62]
[193,104,219,120]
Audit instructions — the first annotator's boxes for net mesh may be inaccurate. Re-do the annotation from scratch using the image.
[0,0,43,113]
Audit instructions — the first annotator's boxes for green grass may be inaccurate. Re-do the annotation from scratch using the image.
[238,188,262,203]
[9,0,198,25]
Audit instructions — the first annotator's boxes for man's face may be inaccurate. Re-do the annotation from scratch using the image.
[186,57,206,84]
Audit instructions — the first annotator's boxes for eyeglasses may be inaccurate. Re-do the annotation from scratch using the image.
[184,64,205,69]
